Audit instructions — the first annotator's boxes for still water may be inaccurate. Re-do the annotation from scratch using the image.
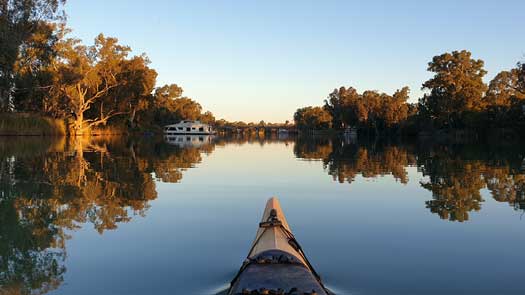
[1,135,524,295]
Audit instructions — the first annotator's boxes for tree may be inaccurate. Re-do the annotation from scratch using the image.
[50,34,133,134]
[173,97,202,120]
[381,87,410,128]
[323,86,411,134]
[294,106,332,130]
[325,86,360,129]
[484,63,525,127]
[199,111,215,124]
[151,84,205,125]
[419,50,488,128]
[486,69,525,107]
[518,61,525,91]
[0,0,66,111]
[110,54,157,128]
[11,21,60,113]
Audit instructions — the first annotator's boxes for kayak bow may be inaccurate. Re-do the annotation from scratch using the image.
[228,197,330,295]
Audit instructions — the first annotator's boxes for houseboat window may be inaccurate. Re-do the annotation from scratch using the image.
[186,137,190,141]
[199,137,204,142]
[199,127,204,132]
[192,127,196,130]
[178,127,183,130]
[169,127,176,131]
[186,127,191,131]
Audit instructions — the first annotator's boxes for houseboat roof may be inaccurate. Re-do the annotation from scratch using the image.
[164,120,208,127]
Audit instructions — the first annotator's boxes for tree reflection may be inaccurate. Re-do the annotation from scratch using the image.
[419,160,485,222]
[486,171,525,211]
[417,144,525,221]
[294,136,525,222]
[1,135,525,293]
[294,137,416,184]
[0,136,212,294]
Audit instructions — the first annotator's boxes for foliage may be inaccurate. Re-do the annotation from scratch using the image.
[484,65,525,128]
[299,50,525,137]
[0,0,66,111]
[294,106,332,130]
[324,86,410,133]
[1,2,216,135]
[419,50,488,128]
[0,136,212,293]
[293,137,525,221]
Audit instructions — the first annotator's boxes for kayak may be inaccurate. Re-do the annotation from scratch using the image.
[228,197,331,295]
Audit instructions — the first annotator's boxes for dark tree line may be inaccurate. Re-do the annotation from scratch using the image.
[295,50,525,137]
[0,1,215,135]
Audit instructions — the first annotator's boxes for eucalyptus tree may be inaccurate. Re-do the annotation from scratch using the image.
[483,62,525,128]
[0,0,66,111]
[419,50,488,128]
[109,54,158,128]
[486,69,524,107]
[294,106,332,130]
[199,111,215,124]
[151,84,204,125]
[47,34,135,134]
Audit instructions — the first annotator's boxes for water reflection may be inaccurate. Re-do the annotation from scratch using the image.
[295,137,416,184]
[0,136,211,294]
[164,135,214,148]
[0,135,524,294]
[294,136,525,222]
[417,143,525,221]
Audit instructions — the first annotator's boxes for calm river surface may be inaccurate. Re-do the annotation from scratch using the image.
[1,135,524,295]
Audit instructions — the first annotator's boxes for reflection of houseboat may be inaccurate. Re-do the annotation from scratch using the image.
[164,134,214,148]
[278,128,289,140]
[343,127,357,143]
[344,127,357,138]
[163,120,215,135]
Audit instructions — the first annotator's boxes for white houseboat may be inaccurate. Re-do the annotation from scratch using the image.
[163,120,215,135]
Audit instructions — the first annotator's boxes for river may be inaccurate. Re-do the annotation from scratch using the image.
[0,135,524,295]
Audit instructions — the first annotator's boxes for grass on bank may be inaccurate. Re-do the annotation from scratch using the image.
[0,113,66,136]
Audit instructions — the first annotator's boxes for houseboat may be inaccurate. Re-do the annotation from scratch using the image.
[163,120,215,135]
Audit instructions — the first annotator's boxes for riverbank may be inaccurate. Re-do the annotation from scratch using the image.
[296,127,524,143]
[0,113,66,136]
[0,113,163,137]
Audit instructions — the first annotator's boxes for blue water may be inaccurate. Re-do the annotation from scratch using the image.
[1,136,524,295]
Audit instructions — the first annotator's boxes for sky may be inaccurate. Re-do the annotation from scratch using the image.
[65,0,525,122]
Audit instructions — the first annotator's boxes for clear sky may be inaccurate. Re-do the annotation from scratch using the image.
[65,0,525,122]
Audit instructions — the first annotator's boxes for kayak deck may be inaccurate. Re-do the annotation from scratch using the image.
[228,197,329,295]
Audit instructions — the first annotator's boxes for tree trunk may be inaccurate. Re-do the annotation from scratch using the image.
[74,84,86,135]
[129,107,137,128]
